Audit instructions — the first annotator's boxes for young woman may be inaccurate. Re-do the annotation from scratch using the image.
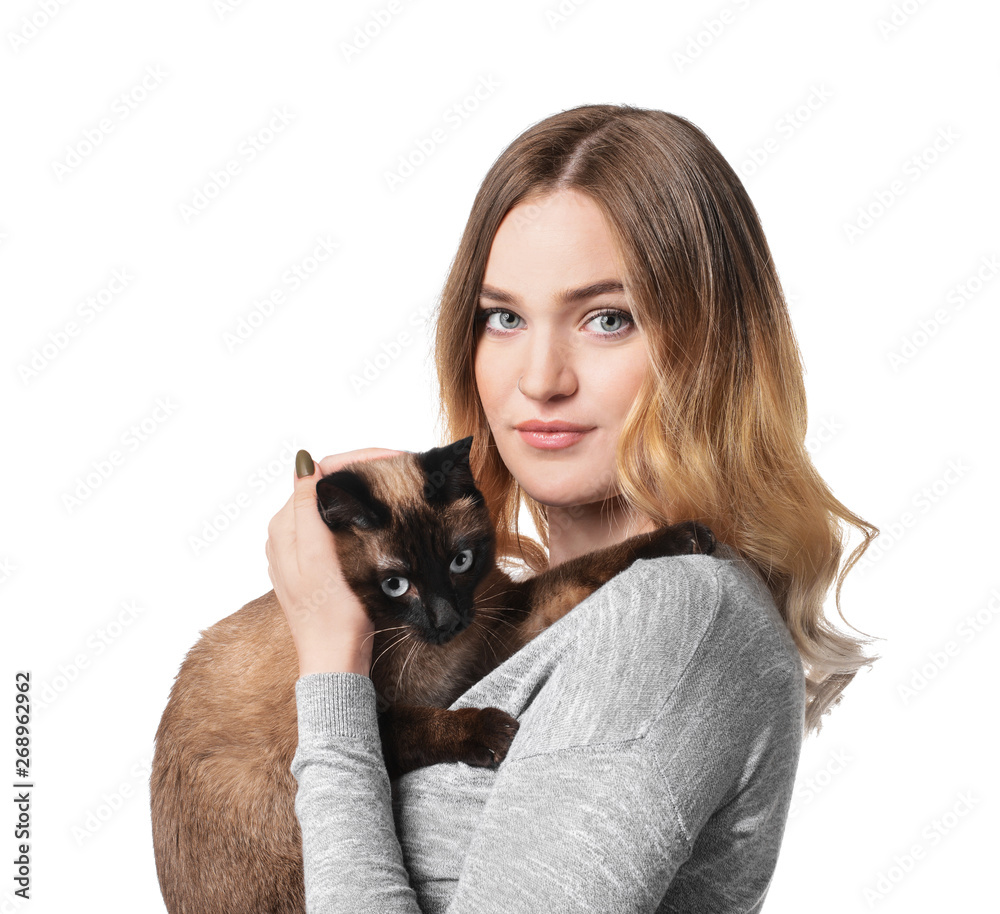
[265,104,878,912]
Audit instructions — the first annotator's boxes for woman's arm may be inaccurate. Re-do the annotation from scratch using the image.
[292,672,422,911]
[288,553,805,914]
[291,671,691,914]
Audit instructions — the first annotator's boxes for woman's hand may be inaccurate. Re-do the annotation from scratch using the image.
[265,446,406,678]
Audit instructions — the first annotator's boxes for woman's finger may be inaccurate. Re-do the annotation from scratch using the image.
[291,456,335,573]
[316,447,407,477]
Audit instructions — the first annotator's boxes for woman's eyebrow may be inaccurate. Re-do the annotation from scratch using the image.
[478,280,624,305]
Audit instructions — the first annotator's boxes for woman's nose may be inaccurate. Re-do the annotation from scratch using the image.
[516,336,577,400]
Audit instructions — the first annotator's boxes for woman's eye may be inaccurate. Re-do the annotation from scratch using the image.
[587,310,635,337]
[481,309,521,331]
[450,549,474,574]
[381,576,409,598]
[476,306,634,339]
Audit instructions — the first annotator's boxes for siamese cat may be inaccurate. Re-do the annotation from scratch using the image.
[150,436,715,914]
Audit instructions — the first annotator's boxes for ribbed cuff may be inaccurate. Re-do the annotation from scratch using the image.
[295,672,380,744]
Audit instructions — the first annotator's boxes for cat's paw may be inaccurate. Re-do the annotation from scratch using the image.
[637,521,716,559]
[683,521,716,555]
[459,707,520,769]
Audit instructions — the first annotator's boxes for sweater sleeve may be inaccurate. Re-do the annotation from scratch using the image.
[290,551,805,914]
[292,672,419,912]
[291,674,689,914]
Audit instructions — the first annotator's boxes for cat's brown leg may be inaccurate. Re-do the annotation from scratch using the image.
[629,520,716,561]
[513,521,716,637]
[378,704,520,779]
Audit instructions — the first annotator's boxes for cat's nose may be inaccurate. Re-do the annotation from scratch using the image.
[426,596,462,639]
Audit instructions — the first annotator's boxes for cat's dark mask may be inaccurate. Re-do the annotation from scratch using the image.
[313,436,492,645]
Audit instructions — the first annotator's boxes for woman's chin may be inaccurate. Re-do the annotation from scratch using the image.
[518,478,615,511]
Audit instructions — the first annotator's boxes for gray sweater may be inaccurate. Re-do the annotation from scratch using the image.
[290,545,806,913]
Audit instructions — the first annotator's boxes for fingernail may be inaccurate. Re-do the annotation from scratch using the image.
[295,449,315,478]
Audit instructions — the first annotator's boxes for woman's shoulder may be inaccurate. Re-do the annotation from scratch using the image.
[453,543,804,765]
[633,546,807,848]
[484,546,794,753]
[622,544,802,678]
[621,545,805,702]
[567,544,786,663]
[561,543,806,735]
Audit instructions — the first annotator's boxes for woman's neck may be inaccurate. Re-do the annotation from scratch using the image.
[546,495,656,567]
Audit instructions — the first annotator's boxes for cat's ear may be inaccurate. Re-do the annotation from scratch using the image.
[315,470,391,532]
[417,436,481,504]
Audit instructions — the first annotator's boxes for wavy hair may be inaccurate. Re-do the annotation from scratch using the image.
[431,103,879,736]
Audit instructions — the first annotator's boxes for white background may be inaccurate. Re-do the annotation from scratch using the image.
[2,0,997,911]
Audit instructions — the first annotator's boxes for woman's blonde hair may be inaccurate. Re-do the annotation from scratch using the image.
[432,103,879,736]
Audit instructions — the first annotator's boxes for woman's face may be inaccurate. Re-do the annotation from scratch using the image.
[473,188,649,510]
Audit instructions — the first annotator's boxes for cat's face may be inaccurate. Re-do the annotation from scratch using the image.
[314,437,496,646]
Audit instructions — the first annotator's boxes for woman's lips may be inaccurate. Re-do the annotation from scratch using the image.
[516,428,591,449]
[518,430,587,450]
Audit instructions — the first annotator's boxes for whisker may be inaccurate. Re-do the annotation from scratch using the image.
[473,579,521,603]
[395,638,422,701]
[370,630,410,677]
[474,624,507,667]
[360,622,411,656]
[371,623,412,638]
[473,588,520,608]
[472,608,520,633]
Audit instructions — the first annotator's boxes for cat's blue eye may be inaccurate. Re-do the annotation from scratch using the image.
[450,549,473,574]
[381,576,409,598]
